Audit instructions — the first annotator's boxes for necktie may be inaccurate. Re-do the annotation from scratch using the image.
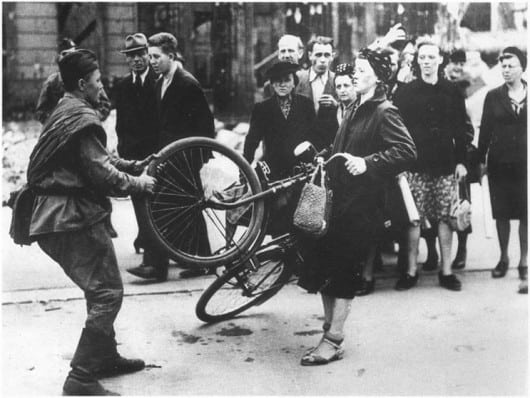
[134,73,142,90]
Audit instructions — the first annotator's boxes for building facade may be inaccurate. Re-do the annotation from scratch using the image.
[2,2,527,120]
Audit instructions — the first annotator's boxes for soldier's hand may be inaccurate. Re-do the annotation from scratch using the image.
[137,173,157,194]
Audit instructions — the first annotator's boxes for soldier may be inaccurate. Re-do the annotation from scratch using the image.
[27,49,156,395]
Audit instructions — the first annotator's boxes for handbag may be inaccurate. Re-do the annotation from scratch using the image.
[449,181,472,232]
[292,162,333,238]
[8,184,37,246]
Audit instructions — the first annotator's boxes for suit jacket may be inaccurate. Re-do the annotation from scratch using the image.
[296,69,336,103]
[244,94,316,180]
[155,67,215,149]
[296,69,339,150]
[478,83,527,167]
[114,67,159,160]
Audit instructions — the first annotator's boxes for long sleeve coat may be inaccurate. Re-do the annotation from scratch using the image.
[114,67,159,160]
[243,94,316,180]
[155,67,215,149]
[478,83,527,169]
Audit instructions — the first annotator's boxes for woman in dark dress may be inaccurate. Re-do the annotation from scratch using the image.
[478,46,527,293]
[298,49,417,365]
[244,61,316,235]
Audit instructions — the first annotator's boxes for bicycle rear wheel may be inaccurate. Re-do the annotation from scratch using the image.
[195,241,294,323]
[138,137,266,268]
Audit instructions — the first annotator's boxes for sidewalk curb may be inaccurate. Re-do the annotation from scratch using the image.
[2,268,493,305]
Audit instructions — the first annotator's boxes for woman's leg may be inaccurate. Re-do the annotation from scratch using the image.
[518,219,527,269]
[321,293,334,329]
[310,298,352,359]
[438,221,453,276]
[496,219,511,264]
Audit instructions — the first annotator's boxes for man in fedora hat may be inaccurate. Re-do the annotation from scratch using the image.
[35,37,111,124]
[27,49,156,395]
[114,33,160,258]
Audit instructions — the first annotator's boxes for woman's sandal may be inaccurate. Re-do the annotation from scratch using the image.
[304,322,331,356]
[300,337,344,366]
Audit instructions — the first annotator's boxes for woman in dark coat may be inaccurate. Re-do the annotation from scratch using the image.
[298,49,416,365]
[478,46,527,290]
[244,61,316,235]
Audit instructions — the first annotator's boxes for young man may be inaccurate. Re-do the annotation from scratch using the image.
[27,49,156,395]
[296,36,338,150]
[114,33,160,257]
[393,41,468,291]
[35,38,111,124]
[127,32,215,281]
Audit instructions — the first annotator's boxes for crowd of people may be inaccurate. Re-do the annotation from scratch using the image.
[25,24,526,393]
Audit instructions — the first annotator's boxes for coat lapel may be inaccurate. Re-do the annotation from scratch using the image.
[499,85,518,119]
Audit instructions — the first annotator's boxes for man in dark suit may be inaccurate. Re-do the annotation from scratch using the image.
[114,33,161,269]
[127,32,215,281]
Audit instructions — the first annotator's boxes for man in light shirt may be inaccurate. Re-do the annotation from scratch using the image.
[296,36,338,150]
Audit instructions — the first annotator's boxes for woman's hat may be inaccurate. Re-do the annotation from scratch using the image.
[335,63,354,76]
[266,61,300,81]
[499,46,526,71]
[120,33,148,54]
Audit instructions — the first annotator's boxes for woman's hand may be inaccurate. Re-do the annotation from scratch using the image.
[343,153,367,176]
[455,163,468,182]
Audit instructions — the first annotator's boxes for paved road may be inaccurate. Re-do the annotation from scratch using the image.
[1,183,528,395]
[2,273,527,395]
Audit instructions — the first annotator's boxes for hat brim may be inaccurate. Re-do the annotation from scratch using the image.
[120,45,148,54]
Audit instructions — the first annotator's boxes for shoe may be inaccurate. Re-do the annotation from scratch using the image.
[354,278,375,296]
[127,264,167,281]
[179,267,216,279]
[300,337,344,366]
[63,368,119,396]
[518,280,528,294]
[491,261,509,278]
[94,355,145,378]
[438,272,462,291]
[394,273,418,291]
[451,249,467,270]
[518,265,528,281]
[422,253,439,271]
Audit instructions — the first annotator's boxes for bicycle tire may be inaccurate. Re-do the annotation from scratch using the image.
[195,242,294,323]
[138,137,266,268]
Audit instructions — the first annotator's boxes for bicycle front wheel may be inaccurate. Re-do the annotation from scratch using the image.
[138,137,266,268]
[195,243,293,323]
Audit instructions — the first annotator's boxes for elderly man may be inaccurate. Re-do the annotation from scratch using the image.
[27,49,156,395]
[35,38,111,124]
[263,34,305,98]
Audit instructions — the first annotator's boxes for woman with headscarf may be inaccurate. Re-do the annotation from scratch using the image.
[298,48,417,365]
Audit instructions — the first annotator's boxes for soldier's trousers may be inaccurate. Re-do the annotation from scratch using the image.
[38,221,123,336]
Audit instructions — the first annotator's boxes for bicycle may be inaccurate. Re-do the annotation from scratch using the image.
[138,137,345,323]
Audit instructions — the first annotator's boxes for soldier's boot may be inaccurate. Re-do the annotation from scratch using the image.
[93,332,145,378]
[63,329,119,396]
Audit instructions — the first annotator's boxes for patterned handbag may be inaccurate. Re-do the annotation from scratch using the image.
[292,162,333,238]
